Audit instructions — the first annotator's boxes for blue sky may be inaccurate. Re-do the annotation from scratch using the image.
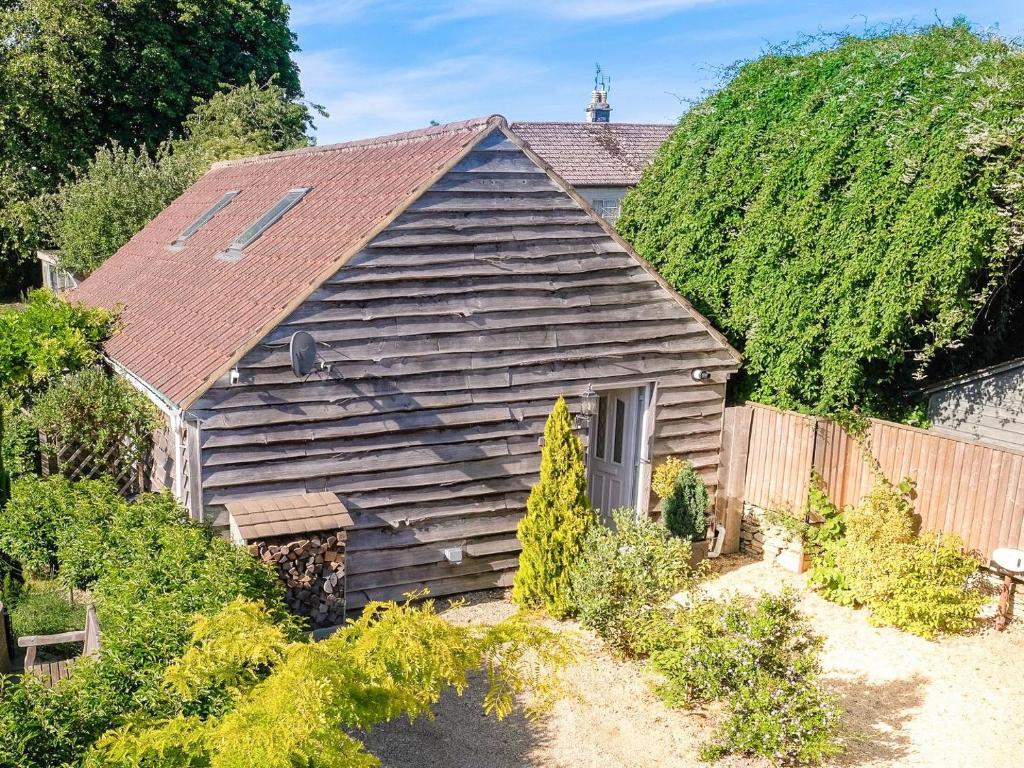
[290,0,1024,144]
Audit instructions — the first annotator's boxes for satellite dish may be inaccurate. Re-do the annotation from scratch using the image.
[289,331,318,377]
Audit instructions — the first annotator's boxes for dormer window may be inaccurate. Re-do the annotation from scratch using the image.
[170,190,239,249]
[216,187,311,262]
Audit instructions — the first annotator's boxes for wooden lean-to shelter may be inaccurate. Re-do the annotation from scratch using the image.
[70,115,740,618]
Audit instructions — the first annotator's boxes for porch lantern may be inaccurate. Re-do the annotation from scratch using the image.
[571,383,598,434]
[580,383,597,418]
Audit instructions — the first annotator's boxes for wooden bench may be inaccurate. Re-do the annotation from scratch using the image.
[16,603,101,688]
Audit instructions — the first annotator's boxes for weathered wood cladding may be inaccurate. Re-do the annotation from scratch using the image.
[192,128,737,609]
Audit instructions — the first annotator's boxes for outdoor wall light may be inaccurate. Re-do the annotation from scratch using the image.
[442,547,463,565]
[580,382,598,417]
[229,366,240,385]
[691,368,711,382]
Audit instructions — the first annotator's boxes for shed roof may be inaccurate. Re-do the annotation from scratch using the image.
[226,491,353,541]
[923,356,1024,395]
[68,116,497,406]
[509,121,674,186]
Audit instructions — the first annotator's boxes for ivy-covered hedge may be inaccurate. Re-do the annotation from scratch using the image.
[619,24,1024,420]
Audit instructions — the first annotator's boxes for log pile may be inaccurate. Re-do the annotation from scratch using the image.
[250,531,347,628]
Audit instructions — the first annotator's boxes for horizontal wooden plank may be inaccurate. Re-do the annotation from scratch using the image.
[346,569,515,610]
[388,209,595,232]
[310,269,658,303]
[449,152,547,175]
[369,223,609,249]
[428,172,560,194]
[244,327,726,371]
[202,420,542,468]
[346,510,525,552]
[281,285,658,327]
[203,436,538,489]
[405,191,580,213]
[346,555,520,593]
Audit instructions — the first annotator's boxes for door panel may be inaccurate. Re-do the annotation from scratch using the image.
[587,386,644,523]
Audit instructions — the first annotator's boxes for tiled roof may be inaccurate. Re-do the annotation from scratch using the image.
[68,116,497,406]
[226,491,354,541]
[510,121,674,186]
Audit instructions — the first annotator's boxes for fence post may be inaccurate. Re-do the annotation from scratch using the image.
[718,406,753,554]
[0,602,10,675]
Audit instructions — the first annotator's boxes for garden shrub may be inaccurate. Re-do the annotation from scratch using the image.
[0,481,290,768]
[661,462,709,541]
[701,671,843,766]
[651,456,686,499]
[32,366,162,482]
[805,485,853,606]
[513,397,594,618]
[89,596,572,768]
[1,397,36,482]
[570,508,694,655]
[812,478,985,638]
[0,475,123,581]
[0,290,114,402]
[649,590,842,765]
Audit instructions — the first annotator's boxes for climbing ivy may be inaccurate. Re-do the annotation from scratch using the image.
[618,23,1024,420]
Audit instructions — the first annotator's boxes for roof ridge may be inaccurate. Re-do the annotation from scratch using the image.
[511,121,675,127]
[211,115,504,170]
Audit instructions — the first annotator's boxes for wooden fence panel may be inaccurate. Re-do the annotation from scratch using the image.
[724,402,1024,557]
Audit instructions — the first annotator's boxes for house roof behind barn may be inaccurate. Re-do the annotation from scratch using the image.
[509,121,674,186]
[68,117,497,405]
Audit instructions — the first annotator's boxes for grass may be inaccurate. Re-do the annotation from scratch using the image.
[8,578,86,660]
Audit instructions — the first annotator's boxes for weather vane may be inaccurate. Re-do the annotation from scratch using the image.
[594,63,610,93]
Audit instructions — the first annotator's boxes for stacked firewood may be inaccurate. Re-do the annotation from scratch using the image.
[249,531,346,628]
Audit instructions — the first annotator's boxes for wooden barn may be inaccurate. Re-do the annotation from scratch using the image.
[70,115,740,618]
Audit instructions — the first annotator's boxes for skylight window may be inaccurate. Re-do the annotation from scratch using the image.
[216,187,311,262]
[170,190,239,248]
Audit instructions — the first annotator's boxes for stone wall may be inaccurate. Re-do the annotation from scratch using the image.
[250,531,346,628]
[740,502,808,572]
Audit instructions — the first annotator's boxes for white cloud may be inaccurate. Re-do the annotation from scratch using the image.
[295,49,550,143]
[289,0,732,28]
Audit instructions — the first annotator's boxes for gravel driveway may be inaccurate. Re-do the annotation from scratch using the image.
[360,555,1023,768]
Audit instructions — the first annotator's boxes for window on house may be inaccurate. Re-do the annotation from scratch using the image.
[217,187,311,261]
[171,190,239,248]
[594,395,609,459]
[591,197,623,223]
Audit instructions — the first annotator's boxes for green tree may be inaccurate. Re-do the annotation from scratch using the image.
[0,0,304,297]
[618,24,1024,420]
[661,462,709,541]
[512,397,594,618]
[49,77,318,276]
[0,290,114,403]
[88,597,570,768]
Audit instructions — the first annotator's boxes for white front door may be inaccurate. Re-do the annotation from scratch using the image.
[587,386,646,522]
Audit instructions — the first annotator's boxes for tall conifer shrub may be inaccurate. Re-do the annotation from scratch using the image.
[512,397,594,618]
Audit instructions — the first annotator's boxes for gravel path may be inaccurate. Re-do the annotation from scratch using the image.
[361,555,1024,768]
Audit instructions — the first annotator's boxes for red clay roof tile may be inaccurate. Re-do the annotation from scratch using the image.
[509,121,673,186]
[69,117,496,405]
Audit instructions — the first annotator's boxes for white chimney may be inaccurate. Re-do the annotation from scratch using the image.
[586,64,612,123]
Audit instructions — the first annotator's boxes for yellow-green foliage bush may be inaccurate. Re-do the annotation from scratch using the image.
[823,479,985,638]
[570,508,694,656]
[651,456,686,499]
[90,596,572,768]
[512,397,594,618]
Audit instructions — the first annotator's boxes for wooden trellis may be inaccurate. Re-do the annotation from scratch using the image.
[39,431,149,497]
